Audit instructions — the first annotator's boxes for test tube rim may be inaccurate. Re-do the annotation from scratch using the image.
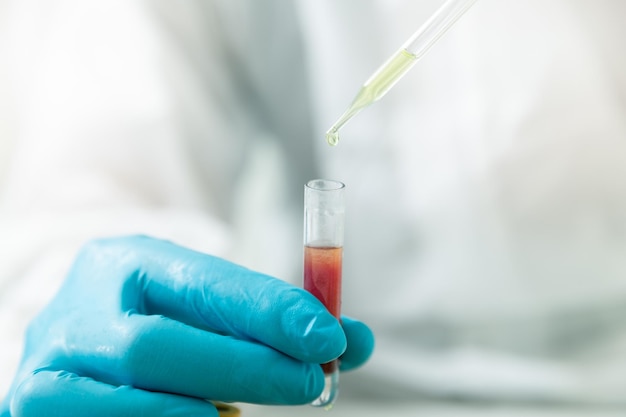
[305,179,346,192]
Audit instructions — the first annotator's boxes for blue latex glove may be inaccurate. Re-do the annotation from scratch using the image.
[1,236,374,417]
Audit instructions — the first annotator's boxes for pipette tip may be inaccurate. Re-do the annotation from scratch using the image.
[325,129,340,146]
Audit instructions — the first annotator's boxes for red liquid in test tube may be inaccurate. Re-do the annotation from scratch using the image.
[304,245,343,374]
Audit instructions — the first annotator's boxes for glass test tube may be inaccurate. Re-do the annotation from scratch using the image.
[303,179,345,409]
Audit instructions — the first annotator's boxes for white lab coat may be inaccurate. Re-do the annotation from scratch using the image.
[2,0,626,413]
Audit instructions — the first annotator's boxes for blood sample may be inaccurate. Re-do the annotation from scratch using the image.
[304,245,342,376]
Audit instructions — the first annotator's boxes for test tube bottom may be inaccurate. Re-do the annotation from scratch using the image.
[310,370,339,410]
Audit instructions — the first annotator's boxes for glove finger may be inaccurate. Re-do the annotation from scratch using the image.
[10,370,217,417]
[95,314,325,405]
[102,236,346,364]
[339,316,375,372]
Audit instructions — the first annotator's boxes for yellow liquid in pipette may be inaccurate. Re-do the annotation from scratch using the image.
[326,48,418,146]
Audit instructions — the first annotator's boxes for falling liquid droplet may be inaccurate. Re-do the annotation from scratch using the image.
[326,130,340,146]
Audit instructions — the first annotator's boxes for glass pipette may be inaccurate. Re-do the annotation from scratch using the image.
[326,0,478,146]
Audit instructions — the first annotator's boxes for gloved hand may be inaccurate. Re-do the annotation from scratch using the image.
[1,235,374,417]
